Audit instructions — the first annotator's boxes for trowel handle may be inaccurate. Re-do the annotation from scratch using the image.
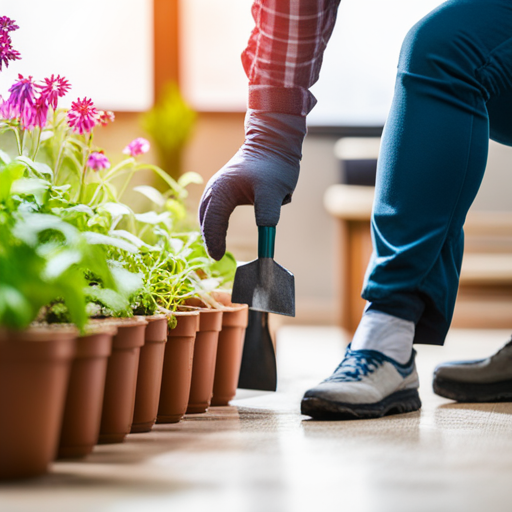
[258,226,276,259]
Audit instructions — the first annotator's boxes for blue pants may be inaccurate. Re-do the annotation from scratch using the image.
[362,0,512,345]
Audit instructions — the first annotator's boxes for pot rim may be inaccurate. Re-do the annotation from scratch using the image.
[1,323,78,342]
[90,316,148,328]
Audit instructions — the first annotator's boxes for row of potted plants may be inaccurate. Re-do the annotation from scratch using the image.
[0,16,249,480]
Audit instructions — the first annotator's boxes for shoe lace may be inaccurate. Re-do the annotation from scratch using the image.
[325,347,388,383]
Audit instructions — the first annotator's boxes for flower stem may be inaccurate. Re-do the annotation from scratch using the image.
[116,168,137,202]
[20,128,27,156]
[78,133,93,203]
[31,128,42,160]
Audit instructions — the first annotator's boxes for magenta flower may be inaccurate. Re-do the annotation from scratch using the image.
[97,110,115,126]
[67,97,98,134]
[3,74,37,127]
[123,137,150,157]
[87,152,110,171]
[0,95,11,119]
[30,96,49,129]
[0,19,21,72]
[0,16,19,32]
[37,74,71,110]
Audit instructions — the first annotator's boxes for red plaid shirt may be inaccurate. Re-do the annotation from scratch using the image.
[242,0,341,116]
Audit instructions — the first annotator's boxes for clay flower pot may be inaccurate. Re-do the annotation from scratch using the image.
[157,310,199,424]
[98,317,147,444]
[0,325,77,480]
[131,314,168,433]
[57,323,116,459]
[211,292,249,406]
[185,299,223,414]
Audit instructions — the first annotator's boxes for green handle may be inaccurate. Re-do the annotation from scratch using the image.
[258,226,276,259]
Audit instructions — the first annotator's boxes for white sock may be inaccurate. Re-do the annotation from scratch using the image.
[350,310,415,364]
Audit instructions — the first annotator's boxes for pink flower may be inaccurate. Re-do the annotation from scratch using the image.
[4,74,36,127]
[67,97,98,134]
[0,20,21,72]
[30,96,49,129]
[37,74,71,110]
[0,16,19,33]
[97,110,115,126]
[123,137,150,157]
[87,152,110,171]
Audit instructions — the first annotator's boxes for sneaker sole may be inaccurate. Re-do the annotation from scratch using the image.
[300,388,421,420]
[433,376,512,403]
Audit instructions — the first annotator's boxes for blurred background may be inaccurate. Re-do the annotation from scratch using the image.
[2,0,511,330]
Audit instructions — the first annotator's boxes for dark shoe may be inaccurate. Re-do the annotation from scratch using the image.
[433,336,512,402]
[301,346,421,420]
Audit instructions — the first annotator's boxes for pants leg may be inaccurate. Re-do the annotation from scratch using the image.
[361,0,512,345]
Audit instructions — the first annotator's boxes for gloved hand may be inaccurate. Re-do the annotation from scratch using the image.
[199,109,307,260]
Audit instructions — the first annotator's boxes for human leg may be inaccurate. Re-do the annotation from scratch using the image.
[302,0,512,418]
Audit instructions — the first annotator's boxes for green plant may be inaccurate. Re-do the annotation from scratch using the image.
[141,82,196,181]
[0,18,236,331]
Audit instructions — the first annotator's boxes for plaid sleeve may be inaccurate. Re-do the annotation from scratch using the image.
[242,0,341,116]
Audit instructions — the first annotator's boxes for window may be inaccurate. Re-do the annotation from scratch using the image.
[179,0,445,126]
[1,0,153,111]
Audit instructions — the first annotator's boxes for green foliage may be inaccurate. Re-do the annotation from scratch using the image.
[1,70,236,331]
[141,82,196,180]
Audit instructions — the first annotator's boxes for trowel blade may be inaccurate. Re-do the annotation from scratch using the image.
[231,258,295,317]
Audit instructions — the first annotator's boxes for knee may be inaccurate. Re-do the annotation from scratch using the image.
[397,4,477,82]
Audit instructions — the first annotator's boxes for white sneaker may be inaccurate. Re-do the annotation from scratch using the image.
[301,345,421,420]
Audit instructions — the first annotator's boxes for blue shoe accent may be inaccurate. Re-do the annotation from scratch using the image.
[325,345,416,383]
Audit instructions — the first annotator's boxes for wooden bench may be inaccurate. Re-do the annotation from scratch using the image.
[324,184,512,333]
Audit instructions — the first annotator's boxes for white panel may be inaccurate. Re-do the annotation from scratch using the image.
[1,0,153,111]
[179,0,445,125]
[179,0,252,111]
[308,0,446,126]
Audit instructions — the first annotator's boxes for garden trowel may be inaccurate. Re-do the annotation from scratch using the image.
[232,226,295,391]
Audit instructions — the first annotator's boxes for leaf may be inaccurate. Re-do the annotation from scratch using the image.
[83,231,139,253]
[135,211,171,225]
[0,161,25,202]
[62,204,95,216]
[52,184,72,193]
[110,265,144,297]
[11,178,50,205]
[165,199,186,221]
[178,171,203,188]
[13,213,80,246]
[0,284,33,329]
[209,251,237,284]
[44,249,83,279]
[133,185,165,207]
[85,286,131,316]
[99,202,132,218]
[169,237,184,253]
[110,229,154,249]
[195,277,222,293]
[40,130,54,142]
[16,156,53,178]
[0,149,11,164]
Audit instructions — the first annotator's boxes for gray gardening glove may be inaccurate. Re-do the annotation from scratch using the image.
[199,109,307,260]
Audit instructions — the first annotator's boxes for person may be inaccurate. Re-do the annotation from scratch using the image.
[199,0,512,419]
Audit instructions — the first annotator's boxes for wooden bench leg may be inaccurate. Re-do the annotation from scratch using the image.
[339,219,374,335]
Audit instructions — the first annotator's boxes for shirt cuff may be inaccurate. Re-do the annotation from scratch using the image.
[248,85,317,116]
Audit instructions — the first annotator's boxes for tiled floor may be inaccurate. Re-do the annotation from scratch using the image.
[2,326,512,512]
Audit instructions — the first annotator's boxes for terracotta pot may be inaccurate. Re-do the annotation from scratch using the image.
[57,324,116,459]
[185,299,223,414]
[131,315,168,433]
[0,325,77,480]
[98,317,147,444]
[157,310,199,424]
[211,292,249,406]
